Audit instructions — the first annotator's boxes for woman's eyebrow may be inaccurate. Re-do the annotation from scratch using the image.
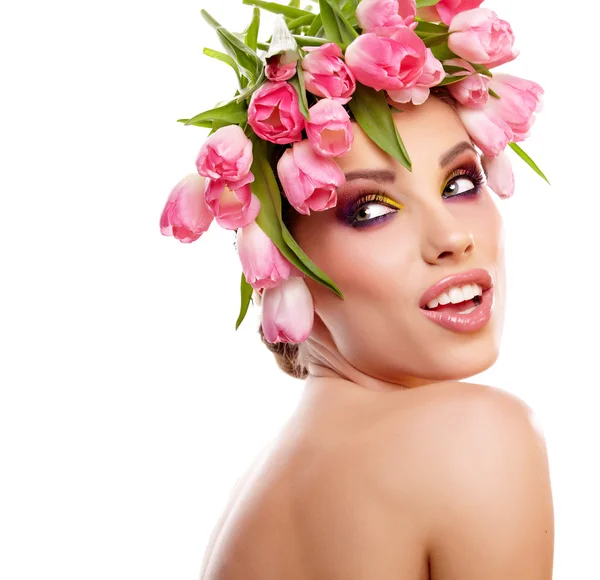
[343,169,396,182]
[439,141,478,168]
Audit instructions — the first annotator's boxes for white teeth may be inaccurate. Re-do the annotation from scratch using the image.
[449,287,464,304]
[438,292,451,305]
[426,284,484,309]
[458,304,478,315]
[461,285,476,300]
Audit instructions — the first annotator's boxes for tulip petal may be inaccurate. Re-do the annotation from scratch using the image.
[262,277,314,343]
[195,125,253,182]
[159,173,214,243]
[483,151,515,199]
[236,221,293,289]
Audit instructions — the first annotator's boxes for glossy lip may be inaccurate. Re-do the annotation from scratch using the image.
[419,268,495,334]
[419,268,493,309]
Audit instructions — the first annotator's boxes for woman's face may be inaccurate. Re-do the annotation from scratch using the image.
[291,97,506,386]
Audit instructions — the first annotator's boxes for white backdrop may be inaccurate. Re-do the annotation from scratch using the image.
[1,1,598,578]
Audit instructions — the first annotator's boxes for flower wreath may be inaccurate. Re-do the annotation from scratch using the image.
[160,0,547,344]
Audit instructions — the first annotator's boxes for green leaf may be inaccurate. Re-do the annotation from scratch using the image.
[242,0,312,19]
[245,8,261,51]
[216,28,262,80]
[235,70,265,102]
[414,20,448,34]
[202,48,238,72]
[280,222,343,297]
[437,74,467,86]
[182,99,247,127]
[286,14,316,30]
[235,272,254,330]
[443,64,470,75]
[469,62,492,78]
[337,0,359,28]
[416,0,442,7]
[176,118,212,128]
[211,119,232,133]
[422,32,450,48]
[347,83,412,171]
[202,47,244,87]
[439,65,470,86]
[249,135,343,297]
[201,10,262,81]
[318,0,358,46]
[431,43,458,61]
[306,13,322,36]
[290,67,309,120]
[489,88,500,99]
[508,142,550,184]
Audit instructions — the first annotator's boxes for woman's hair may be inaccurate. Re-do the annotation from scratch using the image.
[259,87,458,379]
[259,323,309,379]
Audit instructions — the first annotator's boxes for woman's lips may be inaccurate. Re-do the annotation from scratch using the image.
[420,287,494,333]
[418,267,494,333]
[419,268,493,309]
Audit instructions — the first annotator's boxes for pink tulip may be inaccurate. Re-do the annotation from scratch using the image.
[265,54,297,82]
[160,174,214,243]
[356,0,416,32]
[305,99,353,157]
[345,26,427,92]
[204,175,260,230]
[445,59,489,106]
[277,140,345,215]
[448,73,489,106]
[387,48,444,105]
[487,74,544,142]
[448,8,516,66]
[485,46,519,69]
[195,125,253,183]
[457,105,513,157]
[301,43,356,104]
[482,151,514,199]
[435,0,483,26]
[247,81,305,144]
[236,220,296,290]
[262,277,314,344]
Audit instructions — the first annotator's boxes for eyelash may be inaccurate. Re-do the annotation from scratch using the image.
[344,162,486,229]
[344,192,397,229]
[442,163,486,199]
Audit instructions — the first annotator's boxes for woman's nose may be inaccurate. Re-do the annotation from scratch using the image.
[421,208,475,266]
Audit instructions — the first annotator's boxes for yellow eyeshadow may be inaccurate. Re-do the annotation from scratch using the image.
[384,197,403,210]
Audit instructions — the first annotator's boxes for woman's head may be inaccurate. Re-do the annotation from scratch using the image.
[262,94,506,387]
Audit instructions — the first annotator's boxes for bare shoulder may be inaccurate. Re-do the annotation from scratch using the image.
[401,381,555,579]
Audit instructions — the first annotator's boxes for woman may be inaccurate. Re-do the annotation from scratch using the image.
[197,95,554,580]
[161,1,554,577]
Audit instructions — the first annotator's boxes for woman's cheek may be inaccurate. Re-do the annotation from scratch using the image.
[478,189,504,249]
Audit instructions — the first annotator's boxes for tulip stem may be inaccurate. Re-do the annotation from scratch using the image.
[286,14,315,31]
[292,34,328,46]
[258,35,328,52]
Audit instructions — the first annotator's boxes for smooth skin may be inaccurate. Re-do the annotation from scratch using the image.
[199,98,554,579]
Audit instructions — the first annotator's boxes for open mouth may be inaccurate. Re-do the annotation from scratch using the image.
[422,284,486,316]
[419,272,494,332]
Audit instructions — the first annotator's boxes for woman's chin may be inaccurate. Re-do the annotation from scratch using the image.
[430,342,501,382]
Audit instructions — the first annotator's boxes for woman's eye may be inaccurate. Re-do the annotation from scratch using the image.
[354,203,397,223]
[443,176,476,198]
